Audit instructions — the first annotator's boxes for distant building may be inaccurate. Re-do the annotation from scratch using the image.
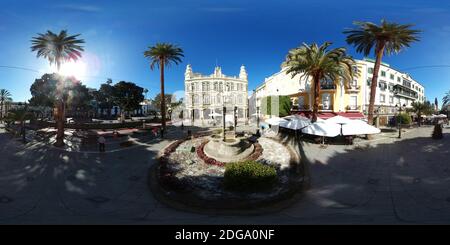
[184,64,249,121]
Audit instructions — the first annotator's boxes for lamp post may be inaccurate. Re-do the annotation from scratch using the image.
[234,106,237,135]
[396,104,406,139]
[256,106,260,128]
[223,106,226,141]
[180,110,184,130]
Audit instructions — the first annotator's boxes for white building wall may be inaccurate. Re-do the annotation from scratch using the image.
[357,59,425,114]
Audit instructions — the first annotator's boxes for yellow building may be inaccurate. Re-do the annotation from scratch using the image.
[252,58,425,123]
[253,65,365,119]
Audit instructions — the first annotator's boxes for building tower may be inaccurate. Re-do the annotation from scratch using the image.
[239,65,247,80]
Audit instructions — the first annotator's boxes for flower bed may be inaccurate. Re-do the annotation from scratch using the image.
[196,140,225,167]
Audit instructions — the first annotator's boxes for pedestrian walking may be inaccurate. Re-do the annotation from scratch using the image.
[98,136,106,152]
[152,127,158,137]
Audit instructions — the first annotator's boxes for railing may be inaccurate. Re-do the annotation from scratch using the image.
[346,105,361,111]
[320,84,336,90]
[346,85,361,91]
[292,104,311,111]
[394,90,418,99]
[319,105,333,111]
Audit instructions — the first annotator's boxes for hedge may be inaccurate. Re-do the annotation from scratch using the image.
[224,160,277,192]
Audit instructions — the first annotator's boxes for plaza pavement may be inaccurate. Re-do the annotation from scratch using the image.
[0,122,449,224]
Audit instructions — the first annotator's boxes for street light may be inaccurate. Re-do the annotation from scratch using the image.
[396,103,406,138]
[180,110,184,130]
[222,92,229,141]
[234,106,237,135]
[256,106,260,128]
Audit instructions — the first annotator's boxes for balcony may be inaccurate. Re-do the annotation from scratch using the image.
[319,105,333,111]
[292,104,311,111]
[346,85,361,92]
[320,84,336,90]
[393,84,418,100]
[345,105,361,111]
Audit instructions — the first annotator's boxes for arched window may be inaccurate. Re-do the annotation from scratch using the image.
[214,82,218,91]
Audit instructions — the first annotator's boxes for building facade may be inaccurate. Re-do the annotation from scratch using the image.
[356,58,425,124]
[184,65,249,121]
[252,58,426,124]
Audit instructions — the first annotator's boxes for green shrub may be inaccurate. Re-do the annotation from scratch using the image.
[224,160,278,192]
[396,113,411,125]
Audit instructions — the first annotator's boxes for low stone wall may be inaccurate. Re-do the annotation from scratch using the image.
[33,120,150,130]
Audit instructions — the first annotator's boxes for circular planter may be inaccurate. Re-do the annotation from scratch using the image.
[148,133,306,214]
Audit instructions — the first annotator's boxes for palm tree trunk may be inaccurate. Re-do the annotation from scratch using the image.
[367,43,385,126]
[0,100,3,121]
[160,60,166,135]
[55,62,65,147]
[418,112,421,127]
[54,99,65,146]
[21,120,26,143]
[312,75,320,123]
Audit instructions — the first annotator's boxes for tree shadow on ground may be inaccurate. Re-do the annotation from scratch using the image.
[275,128,450,223]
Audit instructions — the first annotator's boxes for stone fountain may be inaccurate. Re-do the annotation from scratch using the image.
[203,131,254,163]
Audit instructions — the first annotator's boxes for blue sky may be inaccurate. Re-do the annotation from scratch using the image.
[1,0,450,107]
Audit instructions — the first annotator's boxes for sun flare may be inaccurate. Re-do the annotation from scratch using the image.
[54,61,87,78]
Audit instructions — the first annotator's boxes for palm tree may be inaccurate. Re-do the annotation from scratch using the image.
[0,89,12,121]
[344,20,421,125]
[283,42,356,122]
[144,43,184,136]
[143,88,149,100]
[6,105,34,143]
[31,30,85,146]
[410,101,433,127]
[443,90,450,107]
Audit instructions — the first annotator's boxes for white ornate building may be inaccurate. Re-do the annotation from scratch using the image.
[184,64,249,122]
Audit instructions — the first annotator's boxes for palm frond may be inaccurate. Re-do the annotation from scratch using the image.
[31,30,85,69]
[344,20,421,56]
[143,43,184,70]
